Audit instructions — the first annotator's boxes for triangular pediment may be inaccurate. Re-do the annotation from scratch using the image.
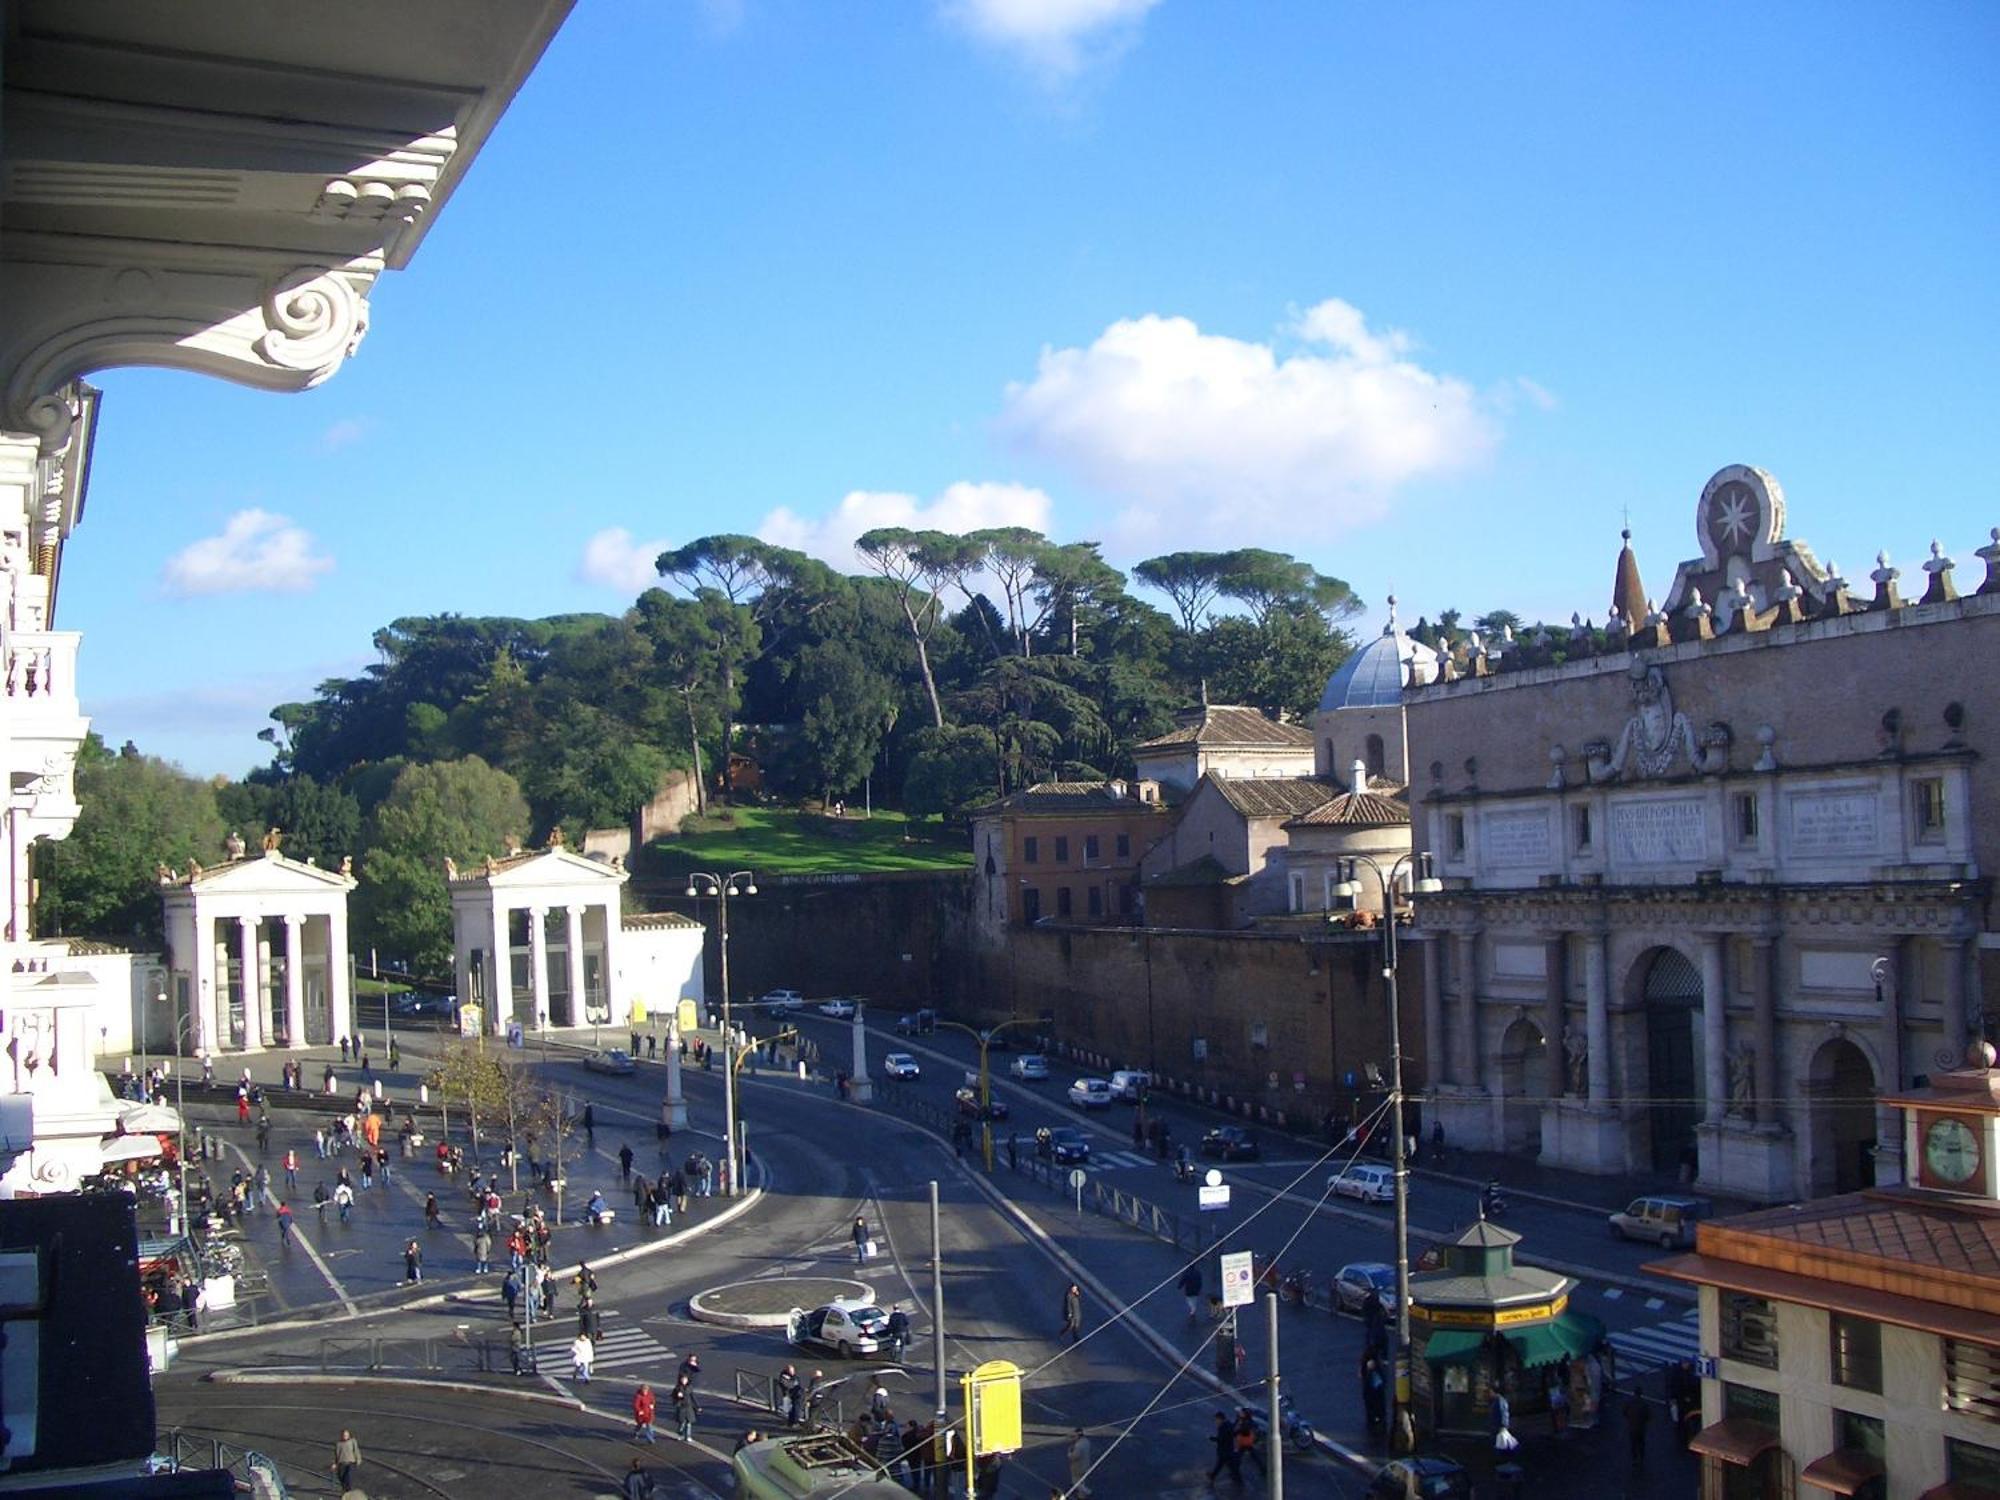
[168,851,356,895]
[464,847,629,890]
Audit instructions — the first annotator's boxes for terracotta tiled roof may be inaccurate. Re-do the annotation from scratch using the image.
[1286,785,1410,828]
[972,781,1163,816]
[1134,704,1314,753]
[1210,777,1338,820]
[1712,1189,2000,1283]
[1145,855,1243,888]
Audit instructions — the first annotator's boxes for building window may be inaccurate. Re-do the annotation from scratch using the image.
[1734,791,1759,845]
[1056,886,1072,918]
[1084,833,1101,862]
[1055,835,1070,863]
[1021,888,1041,923]
[1571,804,1593,853]
[1289,874,1306,913]
[1836,1410,1886,1471]
[1086,885,1103,918]
[1948,1438,2000,1486]
[1117,884,1135,916]
[1945,1340,2000,1425]
[1115,832,1131,859]
[1024,836,1039,864]
[1831,1314,1882,1394]
[1719,1292,1779,1369]
[1722,1382,1780,1426]
[1364,734,1386,781]
[1914,777,1947,843]
[1447,813,1467,859]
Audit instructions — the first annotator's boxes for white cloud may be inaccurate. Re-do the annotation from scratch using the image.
[995,298,1499,543]
[757,481,1054,571]
[317,417,370,452]
[161,509,333,597]
[945,0,1160,73]
[578,527,675,593]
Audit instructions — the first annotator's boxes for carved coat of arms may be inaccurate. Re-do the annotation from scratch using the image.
[1584,662,1730,782]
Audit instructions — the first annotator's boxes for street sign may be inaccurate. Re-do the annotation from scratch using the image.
[1220,1250,1255,1307]
[1695,1355,1718,1379]
[964,1359,1023,1456]
[1198,1184,1231,1211]
[1067,1167,1088,1192]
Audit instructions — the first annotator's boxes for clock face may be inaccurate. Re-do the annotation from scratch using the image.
[1925,1116,1983,1186]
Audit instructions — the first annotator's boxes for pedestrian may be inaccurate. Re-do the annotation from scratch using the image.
[313,1181,329,1223]
[425,1192,441,1230]
[776,1364,801,1424]
[473,1223,493,1274]
[673,1376,699,1441]
[360,1154,373,1191]
[404,1238,423,1283]
[583,1102,596,1142]
[1208,1411,1242,1488]
[1492,1389,1519,1456]
[503,1268,520,1319]
[619,1143,634,1180]
[1066,1427,1094,1498]
[282,1147,298,1191]
[1180,1264,1204,1321]
[1550,1374,1571,1436]
[256,1111,271,1154]
[1362,1355,1387,1438]
[252,1163,271,1211]
[236,1091,251,1126]
[340,1036,351,1063]
[330,1429,361,1491]
[334,1181,353,1223]
[1060,1282,1082,1343]
[1430,1118,1445,1162]
[1233,1408,1265,1476]
[276,1200,294,1243]
[622,1457,654,1500]
[677,1352,701,1388]
[388,1038,400,1070]
[648,1034,658,1060]
[572,1330,595,1382]
[852,1214,870,1264]
[1625,1387,1651,1467]
[632,1382,658,1443]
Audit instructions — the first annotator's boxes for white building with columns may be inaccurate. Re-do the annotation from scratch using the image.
[159,851,357,1056]
[0,4,574,1199]
[449,844,629,1036]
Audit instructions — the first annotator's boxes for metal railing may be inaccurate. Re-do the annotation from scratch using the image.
[733,1367,846,1429]
[155,1430,301,1496]
[314,1332,507,1373]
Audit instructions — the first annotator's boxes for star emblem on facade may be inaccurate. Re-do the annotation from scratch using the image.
[1715,487,1755,546]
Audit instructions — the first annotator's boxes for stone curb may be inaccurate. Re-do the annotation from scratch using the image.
[687,1278,874,1331]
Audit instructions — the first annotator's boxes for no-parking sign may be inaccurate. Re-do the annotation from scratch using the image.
[1220,1250,1255,1308]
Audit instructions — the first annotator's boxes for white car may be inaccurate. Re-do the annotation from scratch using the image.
[1067,1077,1113,1109]
[787,1300,888,1358]
[882,1053,921,1079]
[761,989,805,1012]
[583,1048,636,1076]
[1010,1054,1050,1081]
[817,998,857,1019]
[1329,1162,1396,1202]
[1108,1069,1152,1102]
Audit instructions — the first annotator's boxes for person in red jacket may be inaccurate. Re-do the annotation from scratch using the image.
[632,1383,657,1444]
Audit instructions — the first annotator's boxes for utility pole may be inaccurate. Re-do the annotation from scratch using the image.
[1266,1289,1284,1500]
[686,871,756,1196]
[930,1179,947,1427]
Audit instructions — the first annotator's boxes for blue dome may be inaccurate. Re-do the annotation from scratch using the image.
[1317,605,1438,712]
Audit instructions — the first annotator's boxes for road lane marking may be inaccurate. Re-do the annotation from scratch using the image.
[221,1138,358,1315]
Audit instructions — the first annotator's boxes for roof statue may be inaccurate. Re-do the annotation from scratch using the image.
[442,856,459,882]
[225,830,247,860]
[263,826,283,852]
[547,826,565,849]
[339,855,353,876]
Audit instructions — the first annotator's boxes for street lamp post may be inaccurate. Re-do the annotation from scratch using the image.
[686,870,756,1198]
[1332,850,1442,1456]
[933,1017,1039,1170]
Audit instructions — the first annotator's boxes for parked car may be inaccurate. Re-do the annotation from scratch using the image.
[787,1301,889,1358]
[1329,1162,1395,1202]
[895,1009,937,1036]
[1108,1069,1152,1102]
[1332,1261,1399,1315]
[761,990,806,1012]
[979,1029,1014,1051]
[1036,1126,1092,1165]
[583,1049,636,1076]
[1067,1078,1114,1109]
[1199,1126,1261,1161]
[1368,1458,1471,1500]
[1608,1194,1711,1249]
[882,1053,921,1080]
[1010,1054,1050,1081]
[954,1087,1009,1121]
[817,998,857,1019]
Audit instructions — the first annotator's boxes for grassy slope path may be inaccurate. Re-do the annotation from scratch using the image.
[647,806,970,875]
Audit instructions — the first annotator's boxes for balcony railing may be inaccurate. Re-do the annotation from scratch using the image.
[4,629,80,716]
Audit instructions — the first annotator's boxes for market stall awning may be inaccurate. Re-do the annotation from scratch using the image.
[119,1102,184,1133]
[1420,1330,1486,1363]
[1800,1449,1884,1495]
[99,1134,166,1164]
[1501,1310,1605,1367]
[1689,1419,1781,1466]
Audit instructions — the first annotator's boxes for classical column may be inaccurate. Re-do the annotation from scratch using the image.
[1751,936,1778,1126]
[1545,934,1569,1098]
[237,917,263,1050]
[489,899,510,1036]
[1454,931,1482,1088]
[565,905,587,1028]
[1876,940,1907,1186]
[1420,938,1446,1089]
[328,899,353,1048]
[528,906,551,1031]
[1700,933,1727,1125]
[1583,927,1611,1105]
[283,914,306,1050]
[1943,937,1970,1060]
[195,919,221,1056]
[849,1006,874,1103]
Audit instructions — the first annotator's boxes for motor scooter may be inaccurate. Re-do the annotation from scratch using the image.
[1171,1153,1198,1185]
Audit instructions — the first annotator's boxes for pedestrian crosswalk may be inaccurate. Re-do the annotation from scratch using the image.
[591,1308,674,1371]
[1606,1307,1701,1377]
[1092,1150,1158,1171]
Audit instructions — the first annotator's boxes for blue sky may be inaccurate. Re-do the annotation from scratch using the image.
[73,1,2000,775]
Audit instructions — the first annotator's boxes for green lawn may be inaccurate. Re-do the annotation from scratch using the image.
[649,807,970,876]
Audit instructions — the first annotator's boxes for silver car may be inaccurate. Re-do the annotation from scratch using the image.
[1333,1261,1398,1315]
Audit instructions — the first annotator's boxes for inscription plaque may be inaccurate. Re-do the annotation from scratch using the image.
[1609,797,1707,864]
[1481,809,1551,868]
[1787,789,1878,858]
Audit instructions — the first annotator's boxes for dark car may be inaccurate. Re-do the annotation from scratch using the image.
[895,1009,937,1037]
[1036,1126,1091,1165]
[979,1029,1014,1051]
[1368,1458,1471,1499]
[954,1087,1010,1121]
[1200,1126,1261,1161]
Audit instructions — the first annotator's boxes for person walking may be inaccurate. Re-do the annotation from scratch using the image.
[852,1215,869,1264]
[1624,1387,1651,1468]
[330,1430,362,1491]
[404,1238,423,1283]
[313,1180,329,1224]
[425,1192,441,1230]
[619,1143,634,1181]
[1233,1409,1265,1477]
[1066,1427,1094,1497]
[283,1147,299,1192]
[333,1180,354,1224]
[502,1268,520,1321]
[1060,1283,1083,1343]
[632,1383,658,1443]
[1179,1265,1204,1322]
[276,1201,294,1244]
[621,1457,655,1500]
[583,1102,596,1143]
[473,1223,493,1274]
[256,1110,271,1154]
[572,1330,595,1383]
[1207,1413,1242,1488]
[672,1376,700,1441]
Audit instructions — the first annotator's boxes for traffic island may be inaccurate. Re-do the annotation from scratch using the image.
[689,1277,872,1330]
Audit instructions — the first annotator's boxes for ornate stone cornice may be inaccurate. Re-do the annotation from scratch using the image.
[1419,879,1984,937]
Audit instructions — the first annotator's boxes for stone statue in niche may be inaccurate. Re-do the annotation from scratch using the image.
[1727,1040,1755,1117]
[1564,1025,1588,1095]
[1584,660,1732,782]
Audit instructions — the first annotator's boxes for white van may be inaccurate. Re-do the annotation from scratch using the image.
[1108,1070,1152,1102]
[1329,1163,1396,1202]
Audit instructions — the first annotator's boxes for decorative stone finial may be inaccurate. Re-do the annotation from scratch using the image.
[1383,593,1400,636]
[1922,538,1959,604]
[1868,551,1902,612]
[1754,723,1778,772]
[1977,528,2000,596]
